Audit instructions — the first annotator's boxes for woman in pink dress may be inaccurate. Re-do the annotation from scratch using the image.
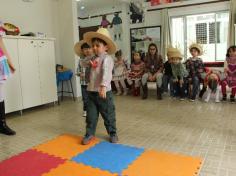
[0,21,16,135]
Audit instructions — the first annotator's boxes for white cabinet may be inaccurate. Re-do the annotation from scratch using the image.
[2,36,57,113]
[18,39,42,109]
[3,38,23,113]
[38,40,57,104]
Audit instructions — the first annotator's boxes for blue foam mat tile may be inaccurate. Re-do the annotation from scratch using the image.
[72,141,145,174]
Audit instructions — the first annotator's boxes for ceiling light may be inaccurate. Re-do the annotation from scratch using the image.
[81,6,85,10]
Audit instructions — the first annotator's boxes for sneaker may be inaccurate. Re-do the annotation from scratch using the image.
[180,98,185,101]
[190,98,195,102]
[116,91,122,96]
[123,89,128,96]
[83,111,87,117]
[82,134,95,145]
[110,134,119,143]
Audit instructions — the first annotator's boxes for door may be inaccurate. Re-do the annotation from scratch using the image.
[3,38,23,113]
[38,40,57,104]
[18,39,41,109]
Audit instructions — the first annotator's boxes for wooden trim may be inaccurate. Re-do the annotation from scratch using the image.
[147,0,229,12]
[78,11,122,20]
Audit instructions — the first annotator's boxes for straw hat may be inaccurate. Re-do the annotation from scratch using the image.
[74,40,89,56]
[167,46,178,57]
[84,28,117,55]
[169,48,183,60]
[189,43,203,56]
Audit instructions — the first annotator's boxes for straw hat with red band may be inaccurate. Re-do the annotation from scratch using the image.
[83,28,117,55]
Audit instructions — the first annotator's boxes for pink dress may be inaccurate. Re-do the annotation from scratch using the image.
[226,57,236,88]
[0,21,11,83]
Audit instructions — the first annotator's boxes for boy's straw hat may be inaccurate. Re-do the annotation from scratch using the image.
[84,28,117,54]
[74,40,88,56]
[189,43,203,56]
[169,48,183,60]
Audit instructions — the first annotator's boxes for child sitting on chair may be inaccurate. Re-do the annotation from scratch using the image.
[127,51,145,96]
[112,50,128,96]
[199,68,222,103]
[169,48,188,100]
[185,43,204,102]
[221,46,236,102]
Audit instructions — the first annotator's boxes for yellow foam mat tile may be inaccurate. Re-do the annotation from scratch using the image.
[122,150,202,176]
[42,161,118,176]
[34,134,99,159]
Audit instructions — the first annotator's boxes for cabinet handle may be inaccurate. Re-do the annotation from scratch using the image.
[41,41,44,44]
[31,41,34,44]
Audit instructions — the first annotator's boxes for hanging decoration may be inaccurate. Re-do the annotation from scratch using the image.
[111,12,123,41]
[129,2,144,24]
[100,15,111,28]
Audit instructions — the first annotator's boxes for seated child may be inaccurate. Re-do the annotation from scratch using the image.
[222,46,236,102]
[112,50,128,96]
[170,48,188,100]
[200,69,221,103]
[127,51,145,96]
[81,28,118,145]
[163,47,174,97]
[185,43,204,101]
[74,41,93,117]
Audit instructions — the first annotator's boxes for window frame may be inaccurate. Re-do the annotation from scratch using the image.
[170,10,229,62]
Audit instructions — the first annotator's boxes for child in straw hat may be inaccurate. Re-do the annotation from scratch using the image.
[81,28,118,145]
[185,43,204,101]
[74,40,93,117]
[170,48,188,100]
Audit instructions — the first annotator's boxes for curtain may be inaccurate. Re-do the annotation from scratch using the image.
[161,8,172,61]
[227,0,236,47]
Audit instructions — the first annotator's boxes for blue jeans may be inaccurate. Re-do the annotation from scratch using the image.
[81,85,89,111]
[162,75,174,96]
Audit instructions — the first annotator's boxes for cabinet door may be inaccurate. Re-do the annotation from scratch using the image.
[18,39,41,109]
[38,40,57,104]
[3,38,23,113]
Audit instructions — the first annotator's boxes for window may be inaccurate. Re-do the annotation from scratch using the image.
[171,11,229,62]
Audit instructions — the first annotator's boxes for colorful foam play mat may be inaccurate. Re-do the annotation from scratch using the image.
[0,134,203,176]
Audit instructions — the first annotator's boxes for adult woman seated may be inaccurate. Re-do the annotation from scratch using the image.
[141,43,164,100]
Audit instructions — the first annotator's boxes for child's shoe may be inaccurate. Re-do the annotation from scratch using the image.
[222,94,227,101]
[230,95,235,103]
[110,134,119,143]
[83,111,87,117]
[82,134,95,145]
[123,89,128,96]
[116,90,122,96]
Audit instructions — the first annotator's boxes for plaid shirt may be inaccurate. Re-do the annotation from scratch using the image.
[77,56,92,85]
[185,57,204,78]
[87,53,114,92]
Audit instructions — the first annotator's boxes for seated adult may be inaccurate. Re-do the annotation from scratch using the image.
[141,43,164,100]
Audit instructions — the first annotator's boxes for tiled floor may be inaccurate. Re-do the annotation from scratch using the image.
[0,93,236,176]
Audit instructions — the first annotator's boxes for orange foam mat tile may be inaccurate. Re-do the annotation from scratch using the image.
[34,134,100,159]
[122,150,203,176]
[42,161,118,176]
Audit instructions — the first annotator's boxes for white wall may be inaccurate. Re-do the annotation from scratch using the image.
[0,0,61,64]
[58,0,80,97]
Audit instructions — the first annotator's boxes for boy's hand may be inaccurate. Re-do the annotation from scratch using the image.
[179,79,184,85]
[99,86,106,99]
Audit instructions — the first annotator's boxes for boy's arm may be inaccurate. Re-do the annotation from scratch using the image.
[101,56,113,88]
[198,59,204,73]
